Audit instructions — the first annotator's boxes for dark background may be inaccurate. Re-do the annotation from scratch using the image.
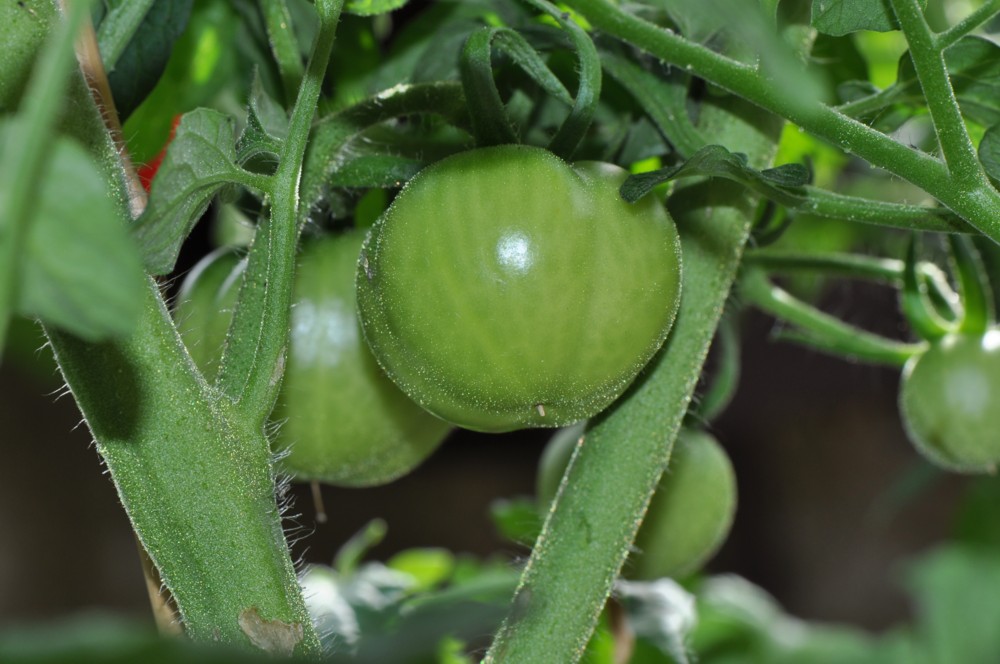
[0,277,966,634]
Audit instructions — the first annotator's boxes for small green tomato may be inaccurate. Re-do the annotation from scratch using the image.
[357,145,682,433]
[176,230,451,487]
[899,330,1000,473]
[537,425,737,579]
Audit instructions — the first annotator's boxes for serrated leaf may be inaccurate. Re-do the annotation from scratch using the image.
[979,123,1000,182]
[131,108,244,275]
[621,144,809,202]
[345,0,410,17]
[10,133,145,341]
[811,0,921,36]
[100,0,193,120]
[238,71,288,168]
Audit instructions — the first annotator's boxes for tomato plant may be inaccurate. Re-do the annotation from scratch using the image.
[357,145,681,433]
[6,0,1000,662]
[177,229,452,486]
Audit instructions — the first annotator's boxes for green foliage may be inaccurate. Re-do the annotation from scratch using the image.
[8,130,145,340]
[131,108,250,274]
[96,0,193,119]
[811,0,923,35]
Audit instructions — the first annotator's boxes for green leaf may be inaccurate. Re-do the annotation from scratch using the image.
[620,144,809,203]
[386,548,456,593]
[326,153,425,188]
[95,0,155,69]
[237,72,288,168]
[598,46,704,158]
[811,0,923,36]
[131,108,247,275]
[490,497,544,547]
[100,0,194,120]
[978,122,1000,182]
[345,0,410,17]
[905,546,1000,663]
[618,579,696,663]
[897,36,1000,129]
[10,132,145,341]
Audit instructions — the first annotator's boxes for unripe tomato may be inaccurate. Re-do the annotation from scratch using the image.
[176,229,451,487]
[537,426,737,579]
[899,331,1000,473]
[357,145,682,433]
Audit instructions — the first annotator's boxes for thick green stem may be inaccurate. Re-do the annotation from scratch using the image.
[889,0,985,185]
[563,0,1000,243]
[486,92,785,662]
[31,3,324,654]
[47,282,318,654]
[216,0,344,425]
[0,0,89,353]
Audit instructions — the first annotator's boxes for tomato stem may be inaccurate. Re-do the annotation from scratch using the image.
[215,0,344,425]
[742,266,926,366]
[562,0,1000,244]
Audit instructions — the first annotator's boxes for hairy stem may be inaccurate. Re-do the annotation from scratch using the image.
[216,0,344,426]
[741,267,925,366]
[889,0,985,184]
[937,0,1000,49]
[563,0,1000,243]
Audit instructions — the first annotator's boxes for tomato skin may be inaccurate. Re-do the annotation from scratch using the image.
[357,145,682,433]
[537,426,737,579]
[899,331,1000,473]
[176,230,451,487]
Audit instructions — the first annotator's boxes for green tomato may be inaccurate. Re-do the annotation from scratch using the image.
[537,426,737,579]
[176,229,451,487]
[899,331,1000,473]
[357,145,682,433]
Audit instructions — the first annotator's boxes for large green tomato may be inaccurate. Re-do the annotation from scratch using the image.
[537,425,737,579]
[357,145,682,433]
[175,230,451,487]
[899,331,1000,473]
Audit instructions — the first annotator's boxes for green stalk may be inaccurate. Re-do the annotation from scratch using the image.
[0,0,89,354]
[937,0,1000,49]
[31,3,347,654]
[741,267,925,366]
[485,93,786,662]
[794,187,968,233]
[216,0,344,425]
[563,0,1000,243]
[889,0,986,185]
[47,283,318,654]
